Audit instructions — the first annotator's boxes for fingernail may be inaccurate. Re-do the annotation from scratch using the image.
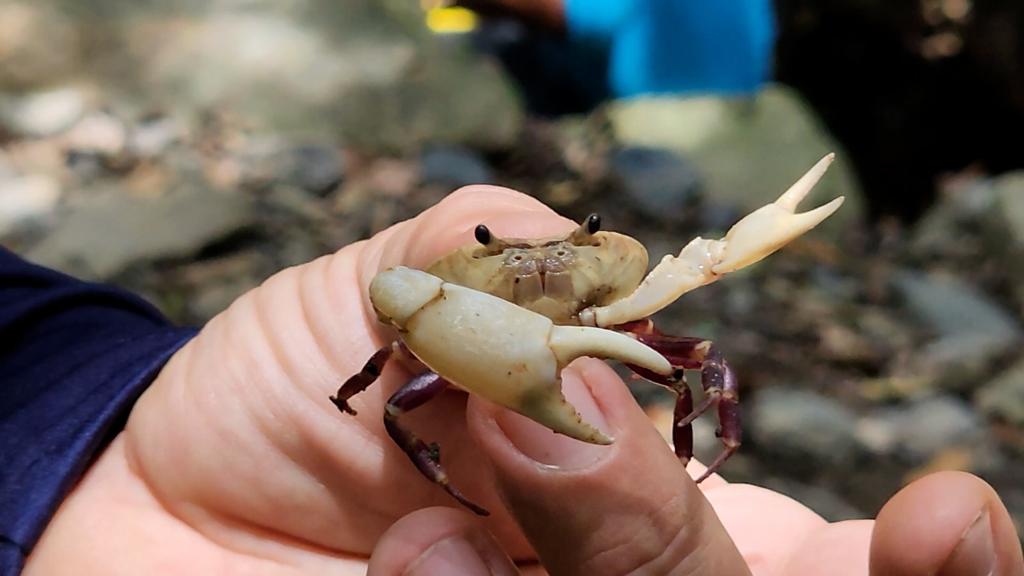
[939,508,997,576]
[494,366,611,469]
[405,534,516,576]
[405,536,490,576]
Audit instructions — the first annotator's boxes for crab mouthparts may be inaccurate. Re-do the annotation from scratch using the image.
[512,260,574,305]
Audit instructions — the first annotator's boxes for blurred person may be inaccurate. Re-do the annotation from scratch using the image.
[455,0,774,114]
[457,0,1024,222]
[3,186,1023,575]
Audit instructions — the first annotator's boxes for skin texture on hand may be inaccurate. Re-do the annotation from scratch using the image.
[24,186,1024,575]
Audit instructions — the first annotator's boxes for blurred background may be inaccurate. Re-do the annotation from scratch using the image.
[1,0,1022,538]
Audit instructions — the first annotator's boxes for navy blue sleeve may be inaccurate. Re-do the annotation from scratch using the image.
[0,247,197,575]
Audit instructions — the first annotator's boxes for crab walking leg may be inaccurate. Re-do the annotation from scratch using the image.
[627,362,696,467]
[330,343,396,415]
[580,154,845,328]
[621,320,741,483]
[370,267,675,445]
[383,371,490,516]
[688,346,740,484]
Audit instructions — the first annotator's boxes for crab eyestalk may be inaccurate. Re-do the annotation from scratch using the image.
[567,213,601,244]
[474,223,510,254]
[579,154,844,328]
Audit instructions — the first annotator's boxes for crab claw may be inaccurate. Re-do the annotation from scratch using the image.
[373,267,674,446]
[581,154,843,328]
[712,153,844,273]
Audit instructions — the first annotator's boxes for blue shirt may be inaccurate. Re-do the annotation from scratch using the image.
[0,248,196,575]
[565,0,775,97]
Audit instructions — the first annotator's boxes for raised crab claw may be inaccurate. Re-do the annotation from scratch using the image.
[332,154,844,515]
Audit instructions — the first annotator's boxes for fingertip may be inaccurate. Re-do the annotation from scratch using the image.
[443,184,547,208]
[403,185,573,268]
[368,507,517,576]
[870,471,1023,576]
[364,184,575,276]
[467,359,751,576]
[465,359,666,475]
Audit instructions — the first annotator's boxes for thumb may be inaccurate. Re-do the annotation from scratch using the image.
[467,359,751,576]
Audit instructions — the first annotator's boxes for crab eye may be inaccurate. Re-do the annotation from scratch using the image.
[474,224,492,245]
[586,213,601,234]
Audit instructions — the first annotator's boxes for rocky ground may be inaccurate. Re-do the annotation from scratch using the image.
[2,0,1023,538]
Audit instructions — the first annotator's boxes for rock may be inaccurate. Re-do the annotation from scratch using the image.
[0,153,13,180]
[988,172,1024,252]
[0,175,62,236]
[909,176,993,257]
[977,357,1024,429]
[608,146,702,222]
[0,87,87,138]
[229,138,344,196]
[0,3,82,90]
[26,181,256,279]
[420,146,493,189]
[279,143,346,197]
[892,269,1023,343]
[119,3,522,151]
[908,332,1016,393]
[128,115,183,159]
[983,172,1024,309]
[858,396,985,463]
[64,112,127,157]
[749,386,859,467]
[817,323,883,365]
[698,203,743,234]
[607,85,862,234]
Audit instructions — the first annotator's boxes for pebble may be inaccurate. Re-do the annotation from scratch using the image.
[989,172,1024,250]
[0,174,61,236]
[892,269,1023,342]
[0,87,85,137]
[858,396,984,462]
[0,2,80,90]
[26,182,256,279]
[608,146,702,222]
[977,357,1024,429]
[607,86,864,231]
[64,112,127,157]
[420,146,493,189]
[280,143,345,197]
[749,386,859,468]
[909,332,1016,393]
[128,115,183,158]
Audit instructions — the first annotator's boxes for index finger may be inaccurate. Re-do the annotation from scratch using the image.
[327,184,576,370]
[354,185,575,298]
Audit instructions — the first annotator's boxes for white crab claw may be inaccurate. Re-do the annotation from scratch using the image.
[372,267,671,445]
[581,154,844,328]
[548,325,672,375]
[713,153,844,273]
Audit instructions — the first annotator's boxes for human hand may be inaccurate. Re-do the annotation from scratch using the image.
[452,0,565,30]
[25,186,1024,575]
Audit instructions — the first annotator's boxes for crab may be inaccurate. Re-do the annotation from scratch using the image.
[332,154,844,515]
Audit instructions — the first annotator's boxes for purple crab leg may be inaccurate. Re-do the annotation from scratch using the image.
[620,320,742,484]
[384,371,489,516]
[627,363,695,468]
[330,343,396,415]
